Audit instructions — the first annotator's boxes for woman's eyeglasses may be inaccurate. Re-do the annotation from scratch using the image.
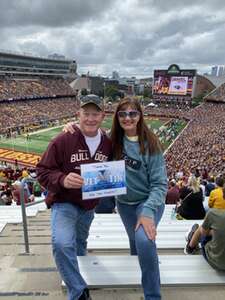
[117,110,140,118]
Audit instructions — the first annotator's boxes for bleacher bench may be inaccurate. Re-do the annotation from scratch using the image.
[0,222,6,233]
[76,255,225,288]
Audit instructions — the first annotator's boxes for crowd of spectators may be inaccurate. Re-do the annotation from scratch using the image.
[1,100,225,178]
[166,172,225,237]
[146,102,225,179]
[0,77,224,182]
[0,77,74,101]
[0,164,42,206]
[0,97,78,135]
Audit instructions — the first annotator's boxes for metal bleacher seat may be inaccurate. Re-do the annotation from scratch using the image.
[76,255,225,288]
[63,205,225,293]
[0,199,46,226]
[87,232,187,250]
[88,207,203,250]
[0,222,6,233]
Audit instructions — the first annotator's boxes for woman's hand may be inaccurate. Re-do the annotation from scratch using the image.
[135,216,157,241]
[63,172,84,189]
[63,122,76,134]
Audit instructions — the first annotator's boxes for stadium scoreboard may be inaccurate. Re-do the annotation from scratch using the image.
[153,64,196,104]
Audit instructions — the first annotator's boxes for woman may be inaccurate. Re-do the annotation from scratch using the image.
[111,97,167,300]
[64,97,168,300]
[208,175,225,209]
[177,175,205,219]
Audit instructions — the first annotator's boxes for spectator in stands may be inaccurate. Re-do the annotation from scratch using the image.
[11,180,34,205]
[208,175,225,209]
[205,176,216,197]
[184,209,225,271]
[166,179,180,204]
[0,168,6,180]
[201,167,209,180]
[32,180,42,197]
[36,95,112,300]
[200,178,208,199]
[0,186,12,205]
[0,194,6,205]
[21,167,29,178]
[110,97,167,300]
[176,175,205,219]
[194,168,201,179]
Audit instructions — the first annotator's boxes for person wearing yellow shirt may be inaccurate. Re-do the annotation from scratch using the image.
[0,170,6,179]
[21,168,29,178]
[208,175,225,209]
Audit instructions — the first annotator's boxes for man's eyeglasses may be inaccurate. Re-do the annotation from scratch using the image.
[117,110,140,119]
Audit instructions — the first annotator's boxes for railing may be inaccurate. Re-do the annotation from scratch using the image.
[20,177,45,254]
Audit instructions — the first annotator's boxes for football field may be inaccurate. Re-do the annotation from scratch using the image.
[0,116,167,155]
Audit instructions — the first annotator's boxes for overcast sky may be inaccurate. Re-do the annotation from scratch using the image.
[1,0,225,77]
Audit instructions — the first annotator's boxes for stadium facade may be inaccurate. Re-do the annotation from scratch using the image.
[0,51,77,77]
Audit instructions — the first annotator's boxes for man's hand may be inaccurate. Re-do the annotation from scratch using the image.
[135,216,157,241]
[63,172,84,189]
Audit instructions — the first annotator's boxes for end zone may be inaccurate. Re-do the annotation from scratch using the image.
[0,148,41,167]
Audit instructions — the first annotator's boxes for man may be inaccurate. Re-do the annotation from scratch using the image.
[184,209,225,271]
[166,179,180,204]
[205,176,216,197]
[11,180,34,205]
[36,95,112,300]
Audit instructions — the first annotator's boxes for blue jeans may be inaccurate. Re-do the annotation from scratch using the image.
[200,235,212,261]
[117,201,165,300]
[51,202,94,300]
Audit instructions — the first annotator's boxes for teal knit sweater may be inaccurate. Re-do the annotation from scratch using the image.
[116,136,168,219]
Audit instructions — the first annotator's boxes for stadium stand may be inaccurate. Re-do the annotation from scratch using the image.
[76,254,225,288]
[0,77,74,101]
[0,76,78,136]
[204,82,225,102]
[0,97,78,135]
[145,102,225,178]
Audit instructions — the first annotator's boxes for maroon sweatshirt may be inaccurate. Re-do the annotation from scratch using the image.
[36,127,112,210]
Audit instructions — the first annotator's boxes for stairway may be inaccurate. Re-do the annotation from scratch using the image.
[0,210,67,300]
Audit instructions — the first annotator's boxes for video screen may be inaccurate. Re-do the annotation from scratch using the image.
[153,75,194,96]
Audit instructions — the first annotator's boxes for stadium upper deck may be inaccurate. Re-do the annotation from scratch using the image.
[0,51,77,77]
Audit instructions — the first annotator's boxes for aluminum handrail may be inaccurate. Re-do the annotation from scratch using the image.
[20,177,44,253]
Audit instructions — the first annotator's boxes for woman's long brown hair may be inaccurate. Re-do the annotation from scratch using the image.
[110,97,163,160]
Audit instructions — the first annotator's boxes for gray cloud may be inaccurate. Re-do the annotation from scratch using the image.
[149,0,225,11]
[1,0,225,77]
[0,0,114,27]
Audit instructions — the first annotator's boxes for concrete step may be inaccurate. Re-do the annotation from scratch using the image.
[1,208,225,300]
[0,236,51,244]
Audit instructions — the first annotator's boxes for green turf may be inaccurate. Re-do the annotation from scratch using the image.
[0,127,63,154]
[145,118,165,130]
[0,116,171,155]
